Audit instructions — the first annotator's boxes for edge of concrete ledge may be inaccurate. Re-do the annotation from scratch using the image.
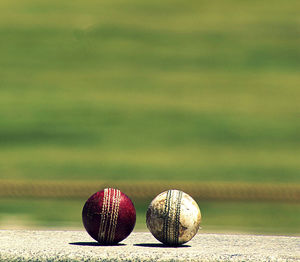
[0,230,299,262]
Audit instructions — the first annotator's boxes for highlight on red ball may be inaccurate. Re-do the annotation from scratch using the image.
[82,188,136,245]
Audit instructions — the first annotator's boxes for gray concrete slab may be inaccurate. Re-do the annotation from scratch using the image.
[0,230,299,261]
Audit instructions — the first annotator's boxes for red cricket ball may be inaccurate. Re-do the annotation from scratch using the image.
[82,188,136,244]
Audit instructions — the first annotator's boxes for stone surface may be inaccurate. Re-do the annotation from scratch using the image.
[0,230,299,261]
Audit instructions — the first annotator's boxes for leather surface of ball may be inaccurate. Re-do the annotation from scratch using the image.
[146,189,201,246]
[82,188,136,244]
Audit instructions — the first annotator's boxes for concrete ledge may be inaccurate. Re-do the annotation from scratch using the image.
[0,230,299,261]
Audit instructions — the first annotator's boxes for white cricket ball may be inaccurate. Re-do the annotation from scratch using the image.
[146,189,201,246]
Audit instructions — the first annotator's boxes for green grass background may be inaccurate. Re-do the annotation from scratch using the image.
[1,199,300,235]
[0,0,299,234]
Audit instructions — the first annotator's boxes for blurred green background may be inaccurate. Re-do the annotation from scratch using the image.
[0,0,299,235]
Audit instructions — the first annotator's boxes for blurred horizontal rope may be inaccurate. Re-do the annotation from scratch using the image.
[0,180,299,202]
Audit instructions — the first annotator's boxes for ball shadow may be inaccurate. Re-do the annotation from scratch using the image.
[134,243,190,248]
[69,242,126,247]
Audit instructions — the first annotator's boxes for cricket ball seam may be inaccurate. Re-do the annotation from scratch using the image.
[98,188,121,243]
[163,190,171,244]
[108,189,120,243]
[174,190,183,244]
[98,188,109,242]
[163,190,183,245]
